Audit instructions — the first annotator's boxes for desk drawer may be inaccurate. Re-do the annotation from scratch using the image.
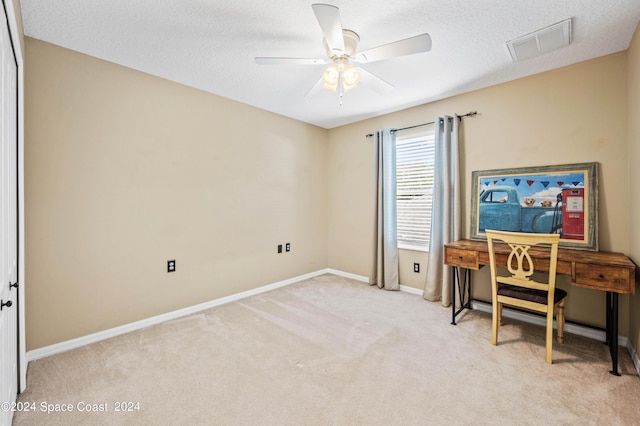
[445,247,479,270]
[574,263,632,293]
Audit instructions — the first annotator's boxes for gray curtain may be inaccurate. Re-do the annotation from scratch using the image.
[423,116,461,305]
[369,129,400,290]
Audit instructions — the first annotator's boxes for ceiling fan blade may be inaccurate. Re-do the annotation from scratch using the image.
[255,57,328,65]
[356,67,394,94]
[311,3,345,55]
[356,33,432,63]
[304,78,325,98]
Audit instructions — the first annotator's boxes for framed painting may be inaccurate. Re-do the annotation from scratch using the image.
[470,162,598,251]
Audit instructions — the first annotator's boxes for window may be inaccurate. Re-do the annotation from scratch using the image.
[396,127,435,251]
[482,190,510,203]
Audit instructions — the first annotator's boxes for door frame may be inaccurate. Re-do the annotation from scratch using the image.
[2,0,25,392]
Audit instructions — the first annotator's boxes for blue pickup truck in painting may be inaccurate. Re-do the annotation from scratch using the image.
[478,186,561,234]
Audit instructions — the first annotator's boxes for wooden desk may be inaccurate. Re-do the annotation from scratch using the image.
[444,239,636,375]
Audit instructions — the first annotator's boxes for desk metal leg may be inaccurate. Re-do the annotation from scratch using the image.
[605,291,620,376]
[451,266,471,325]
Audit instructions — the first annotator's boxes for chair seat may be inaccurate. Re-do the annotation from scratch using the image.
[498,283,567,305]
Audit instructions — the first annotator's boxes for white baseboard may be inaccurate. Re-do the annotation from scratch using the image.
[628,340,640,377]
[398,285,423,295]
[27,269,331,362]
[471,300,628,347]
[325,268,368,283]
[326,268,424,295]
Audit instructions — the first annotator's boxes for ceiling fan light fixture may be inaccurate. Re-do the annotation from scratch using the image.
[322,63,360,93]
[342,65,360,88]
[322,64,340,91]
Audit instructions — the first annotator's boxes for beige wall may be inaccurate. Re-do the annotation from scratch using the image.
[328,52,631,334]
[628,22,640,355]
[24,38,328,350]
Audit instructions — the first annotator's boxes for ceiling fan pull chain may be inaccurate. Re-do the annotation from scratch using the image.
[338,70,344,105]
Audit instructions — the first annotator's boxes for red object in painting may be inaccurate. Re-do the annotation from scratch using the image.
[561,188,584,240]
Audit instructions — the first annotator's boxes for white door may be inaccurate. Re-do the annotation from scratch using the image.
[0,2,18,424]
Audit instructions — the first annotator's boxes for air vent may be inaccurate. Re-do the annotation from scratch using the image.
[506,18,572,62]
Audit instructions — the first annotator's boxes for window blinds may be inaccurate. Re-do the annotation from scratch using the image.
[396,130,435,250]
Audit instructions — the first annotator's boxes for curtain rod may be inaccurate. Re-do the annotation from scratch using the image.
[365,111,478,138]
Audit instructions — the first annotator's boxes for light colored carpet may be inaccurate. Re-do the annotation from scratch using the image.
[13,274,640,425]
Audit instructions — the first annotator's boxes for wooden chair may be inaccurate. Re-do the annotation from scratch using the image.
[485,229,567,364]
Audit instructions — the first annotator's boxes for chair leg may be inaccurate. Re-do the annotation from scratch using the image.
[498,303,504,325]
[545,309,554,364]
[556,299,565,344]
[492,302,500,346]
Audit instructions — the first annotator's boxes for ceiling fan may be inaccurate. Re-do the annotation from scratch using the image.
[255,3,432,103]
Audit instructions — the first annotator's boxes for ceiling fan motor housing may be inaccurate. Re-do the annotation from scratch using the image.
[323,29,360,59]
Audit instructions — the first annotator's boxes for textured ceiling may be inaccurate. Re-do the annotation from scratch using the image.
[20,0,640,129]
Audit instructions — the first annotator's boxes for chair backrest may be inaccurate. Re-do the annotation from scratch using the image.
[485,230,560,303]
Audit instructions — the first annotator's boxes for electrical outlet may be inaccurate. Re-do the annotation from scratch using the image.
[285,243,290,252]
[277,244,283,253]
[414,263,420,273]
[168,260,176,273]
